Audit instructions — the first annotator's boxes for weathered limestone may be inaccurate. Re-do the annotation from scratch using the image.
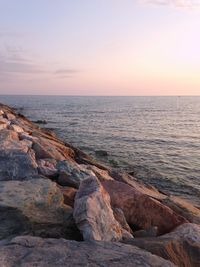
[0,178,77,239]
[102,179,188,235]
[124,223,200,267]
[73,176,133,241]
[0,235,176,267]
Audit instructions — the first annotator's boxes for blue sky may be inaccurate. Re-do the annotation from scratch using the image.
[0,0,200,95]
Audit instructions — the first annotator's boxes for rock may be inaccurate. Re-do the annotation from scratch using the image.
[0,121,7,130]
[0,130,38,180]
[0,110,4,116]
[57,160,95,188]
[5,112,16,120]
[133,226,158,238]
[124,223,200,267]
[8,124,24,133]
[59,186,77,207]
[161,195,200,224]
[102,179,188,235]
[113,207,133,235]
[19,132,38,142]
[33,119,47,124]
[0,117,10,125]
[37,159,58,178]
[109,169,166,200]
[0,178,78,240]
[32,137,66,160]
[73,176,132,241]
[95,150,108,156]
[0,235,176,267]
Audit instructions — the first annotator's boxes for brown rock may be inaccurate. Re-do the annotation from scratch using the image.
[102,179,187,235]
[73,176,132,241]
[0,235,176,267]
[124,223,200,267]
[59,186,77,207]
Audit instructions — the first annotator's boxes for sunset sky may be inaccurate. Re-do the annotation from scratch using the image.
[0,0,200,95]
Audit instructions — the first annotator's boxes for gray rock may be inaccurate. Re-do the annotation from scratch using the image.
[73,176,132,242]
[0,235,176,267]
[37,159,58,178]
[0,178,78,240]
[57,160,94,188]
[0,130,38,180]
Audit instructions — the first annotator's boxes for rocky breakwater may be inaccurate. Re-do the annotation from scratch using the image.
[0,103,199,267]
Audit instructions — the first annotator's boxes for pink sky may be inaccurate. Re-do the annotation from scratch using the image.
[0,0,200,95]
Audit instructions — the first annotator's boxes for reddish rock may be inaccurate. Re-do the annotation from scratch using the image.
[73,176,133,241]
[124,223,200,267]
[102,179,188,235]
[59,186,77,207]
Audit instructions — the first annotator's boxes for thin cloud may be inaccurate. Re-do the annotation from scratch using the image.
[139,0,200,9]
[54,69,80,75]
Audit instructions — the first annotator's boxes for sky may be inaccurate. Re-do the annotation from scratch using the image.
[0,0,200,95]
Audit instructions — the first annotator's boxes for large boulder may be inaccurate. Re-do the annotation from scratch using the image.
[102,179,187,235]
[73,176,133,241]
[124,223,200,267]
[0,178,78,240]
[0,235,176,267]
[57,160,95,188]
[0,129,38,180]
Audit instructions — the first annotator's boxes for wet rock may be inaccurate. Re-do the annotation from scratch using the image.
[0,235,176,267]
[95,150,108,157]
[0,178,76,239]
[57,160,95,188]
[102,179,188,235]
[124,223,200,267]
[37,159,58,178]
[73,176,132,241]
[33,119,47,124]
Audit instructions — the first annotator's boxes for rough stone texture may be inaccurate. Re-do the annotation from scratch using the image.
[59,186,77,207]
[0,121,7,130]
[161,196,200,224]
[37,158,58,178]
[102,179,188,235]
[74,176,132,241]
[0,235,176,267]
[0,129,38,180]
[109,169,166,200]
[8,124,24,133]
[0,178,77,239]
[124,223,200,267]
[32,137,66,160]
[113,207,133,235]
[57,160,95,188]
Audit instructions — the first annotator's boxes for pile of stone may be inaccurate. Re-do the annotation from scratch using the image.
[0,103,200,267]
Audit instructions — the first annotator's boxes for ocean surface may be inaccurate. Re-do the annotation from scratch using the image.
[1,95,200,207]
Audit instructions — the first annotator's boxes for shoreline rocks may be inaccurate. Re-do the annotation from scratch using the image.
[0,102,200,266]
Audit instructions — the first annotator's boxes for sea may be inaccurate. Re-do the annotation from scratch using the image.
[0,95,200,207]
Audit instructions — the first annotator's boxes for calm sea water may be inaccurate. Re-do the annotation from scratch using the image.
[1,95,200,207]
